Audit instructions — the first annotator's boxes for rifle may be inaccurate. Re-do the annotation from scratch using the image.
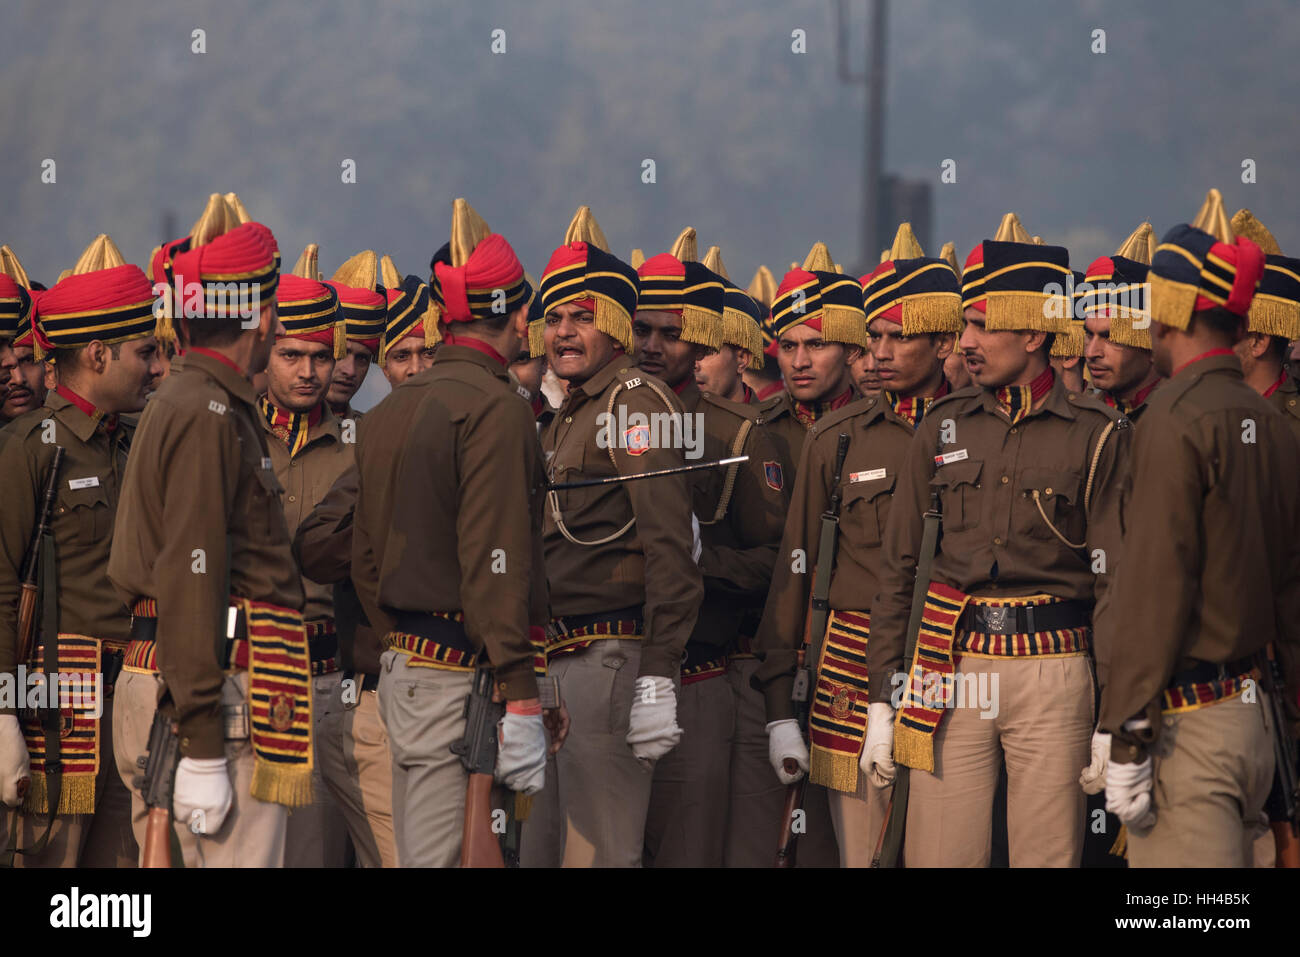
[15,446,64,668]
[873,487,944,868]
[775,433,851,868]
[547,455,748,490]
[453,665,507,868]
[133,710,182,867]
[1262,644,1299,836]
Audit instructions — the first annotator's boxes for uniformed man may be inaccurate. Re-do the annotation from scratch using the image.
[325,251,384,420]
[759,223,961,866]
[741,265,784,402]
[254,271,354,867]
[692,247,765,405]
[292,265,436,869]
[630,230,787,866]
[1099,189,1298,868]
[520,206,702,868]
[1,250,49,424]
[1081,223,1163,422]
[109,205,311,868]
[864,212,1130,867]
[1229,207,1300,866]
[352,199,560,867]
[0,234,160,868]
[757,243,869,479]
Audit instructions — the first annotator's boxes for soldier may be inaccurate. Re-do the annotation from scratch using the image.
[741,266,784,402]
[1081,223,1163,422]
[0,234,160,867]
[109,206,311,868]
[325,252,384,420]
[758,224,960,866]
[756,243,869,479]
[692,247,766,405]
[864,212,1129,867]
[352,199,560,867]
[939,242,972,392]
[1,250,49,424]
[254,270,355,868]
[520,206,701,868]
[1099,189,1298,868]
[630,231,787,866]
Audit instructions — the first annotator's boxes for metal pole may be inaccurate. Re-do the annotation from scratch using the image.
[864,0,888,263]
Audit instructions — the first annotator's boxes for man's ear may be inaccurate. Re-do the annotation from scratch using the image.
[83,340,109,373]
[844,345,863,364]
[258,300,278,341]
[735,347,752,375]
[512,305,530,341]
[934,333,956,361]
[1023,330,1048,354]
[1248,331,1271,360]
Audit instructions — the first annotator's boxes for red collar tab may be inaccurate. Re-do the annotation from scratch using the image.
[442,333,508,368]
[188,346,246,375]
[1172,348,1235,377]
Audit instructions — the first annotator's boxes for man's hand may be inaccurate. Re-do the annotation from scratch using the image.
[173,756,233,835]
[766,718,808,785]
[1105,757,1156,831]
[1,714,30,807]
[862,702,897,787]
[496,699,548,795]
[1079,729,1111,795]
[626,676,683,765]
[542,701,570,755]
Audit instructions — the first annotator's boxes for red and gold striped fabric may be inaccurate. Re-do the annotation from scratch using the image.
[1162,671,1253,714]
[682,656,728,685]
[21,635,103,815]
[544,617,641,660]
[809,610,871,792]
[243,599,313,808]
[384,612,478,671]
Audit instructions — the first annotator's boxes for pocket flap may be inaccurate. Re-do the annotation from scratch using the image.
[931,458,983,489]
[1019,467,1081,505]
[843,472,896,503]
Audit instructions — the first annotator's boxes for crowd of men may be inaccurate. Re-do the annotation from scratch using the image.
[0,187,1296,869]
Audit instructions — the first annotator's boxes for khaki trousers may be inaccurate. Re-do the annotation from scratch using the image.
[284,670,352,867]
[519,639,654,867]
[1127,692,1275,868]
[318,677,396,867]
[722,657,840,867]
[175,671,288,867]
[379,650,474,868]
[644,672,734,867]
[827,772,892,867]
[9,684,137,868]
[904,655,1093,867]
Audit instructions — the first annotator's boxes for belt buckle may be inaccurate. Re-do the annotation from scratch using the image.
[984,605,1009,632]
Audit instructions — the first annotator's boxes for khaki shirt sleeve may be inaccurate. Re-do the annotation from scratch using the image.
[1098,423,1202,761]
[866,418,937,705]
[151,399,244,759]
[1082,421,1131,692]
[442,390,539,700]
[617,388,703,679]
[292,465,358,587]
[698,425,788,597]
[0,429,40,717]
[753,431,826,721]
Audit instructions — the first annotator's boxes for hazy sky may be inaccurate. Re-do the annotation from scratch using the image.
[3,0,1297,408]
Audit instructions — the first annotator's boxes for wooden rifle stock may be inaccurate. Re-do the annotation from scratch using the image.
[461,773,504,868]
[454,665,507,867]
[141,807,173,868]
[15,446,64,668]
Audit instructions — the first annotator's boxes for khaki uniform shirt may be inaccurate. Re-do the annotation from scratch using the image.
[755,394,919,720]
[0,391,134,716]
[755,391,809,489]
[108,351,304,758]
[1099,355,1300,760]
[542,358,703,678]
[260,402,355,622]
[868,377,1130,703]
[676,382,788,654]
[292,465,384,675]
[1268,372,1300,444]
[352,345,544,700]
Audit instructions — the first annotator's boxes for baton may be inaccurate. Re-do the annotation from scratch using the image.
[548,456,748,490]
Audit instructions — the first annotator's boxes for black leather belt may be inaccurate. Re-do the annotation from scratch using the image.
[393,611,476,655]
[130,606,249,643]
[1169,654,1259,687]
[308,630,339,664]
[958,599,1091,635]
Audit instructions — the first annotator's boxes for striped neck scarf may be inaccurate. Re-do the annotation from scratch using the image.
[259,395,323,458]
[793,387,854,430]
[885,379,951,428]
[993,366,1054,425]
[1102,378,1161,415]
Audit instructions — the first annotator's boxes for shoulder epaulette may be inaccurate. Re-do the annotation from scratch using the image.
[808,395,879,437]
[700,390,760,424]
[1067,388,1130,428]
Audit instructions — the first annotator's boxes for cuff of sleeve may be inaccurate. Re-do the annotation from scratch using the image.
[762,674,796,723]
[1109,737,1147,764]
[178,714,225,760]
[496,662,540,702]
[637,646,680,680]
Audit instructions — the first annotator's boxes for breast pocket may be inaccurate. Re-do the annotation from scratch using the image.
[1016,467,1084,543]
[840,473,895,548]
[930,459,983,533]
[56,484,110,546]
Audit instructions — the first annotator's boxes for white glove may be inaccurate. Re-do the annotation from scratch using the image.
[173,756,233,836]
[862,702,897,787]
[0,714,30,807]
[1079,730,1111,794]
[495,706,547,795]
[690,513,702,563]
[1105,757,1156,831]
[766,718,808,785]
[626,676,683,763]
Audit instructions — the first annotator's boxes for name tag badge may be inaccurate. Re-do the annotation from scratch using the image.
[934,448,969,467]
[68,476,100,490]
[849,468,887,483]
[260,457,273,471]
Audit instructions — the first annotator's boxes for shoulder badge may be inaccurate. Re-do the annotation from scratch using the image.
[763,460,784,491]
[622,373,644,391]
[623,424,650,455]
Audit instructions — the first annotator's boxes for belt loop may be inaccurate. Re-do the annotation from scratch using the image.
[1024,605,1036,635]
